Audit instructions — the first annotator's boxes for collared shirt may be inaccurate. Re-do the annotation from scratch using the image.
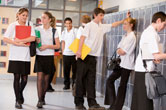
[4,21,35,62]
[117,31,136,70]
[61,27,77,56]
[77,26,84,39]
[82,20,112,56]
[35,25,59,56]
[135,25,160,72]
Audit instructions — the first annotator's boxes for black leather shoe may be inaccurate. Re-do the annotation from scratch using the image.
[76,105,86,110]
[37,101,43,108]
[47,88,55,92]
[15,101,22,109]
[89,104,105,110]
[63,85,70,90]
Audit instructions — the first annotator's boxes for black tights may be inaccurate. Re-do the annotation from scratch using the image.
[13,73,28,101]
[37,72,50,102]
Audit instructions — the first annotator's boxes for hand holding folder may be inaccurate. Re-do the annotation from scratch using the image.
[15,25,31,45]
[69,38,91,60]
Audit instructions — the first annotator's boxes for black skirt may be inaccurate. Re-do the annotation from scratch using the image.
[131,72,153,110]
[34,55,55,74]
[8,61,31,75]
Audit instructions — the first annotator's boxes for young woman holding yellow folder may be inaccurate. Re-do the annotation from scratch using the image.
[3,8,36,109]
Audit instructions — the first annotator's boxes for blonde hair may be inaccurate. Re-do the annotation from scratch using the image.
[124,17,136,31]
[81,15,91,24]
[43,11,55,28]
[16,8,29,20]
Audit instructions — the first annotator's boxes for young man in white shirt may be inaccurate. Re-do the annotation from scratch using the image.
[61,17,77,90]
[75,8,129,110]
[131,11,166,110]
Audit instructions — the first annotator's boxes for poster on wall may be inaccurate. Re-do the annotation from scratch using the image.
[98,0,103,8]
[2,18,9,24]
[1,40,7,46]
[1,28,6,35]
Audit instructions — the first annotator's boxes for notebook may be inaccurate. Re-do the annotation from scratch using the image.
[69,38,91,60]
[35,30,42,48]
[15,25,31,45]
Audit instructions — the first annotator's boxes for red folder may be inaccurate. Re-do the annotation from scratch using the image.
[15,25,31,45]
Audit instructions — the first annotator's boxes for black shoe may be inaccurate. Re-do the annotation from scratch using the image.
[106,107,114,110]
[15,101,22,109]
[42,100,46,105]
[76,105,86,110]
[63,85,70,90]
[37,101,43,108]
[47,88,55,92]
[89,104,105,110]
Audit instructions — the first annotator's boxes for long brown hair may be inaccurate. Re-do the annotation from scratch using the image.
[43,11,55,28]
[16,8,29,20]
[124,17,136,31]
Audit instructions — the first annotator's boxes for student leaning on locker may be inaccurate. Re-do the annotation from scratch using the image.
[104,16,136,110]
[34,11,60,108]
[3,8,36,109]
[131,11,166,110]
[61,17,77,90]
[75,8,131,110]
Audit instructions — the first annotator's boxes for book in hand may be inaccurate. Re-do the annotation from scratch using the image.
[35,30,42,48]
[69,38,91,60]
[15,25,31,45]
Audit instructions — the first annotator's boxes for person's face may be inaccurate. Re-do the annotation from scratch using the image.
[65,20,72,30]
[123,20,133,31]
[41,14,51,25]
[94,13,104,22]
[157,19,166,32]
[18,11,28,23]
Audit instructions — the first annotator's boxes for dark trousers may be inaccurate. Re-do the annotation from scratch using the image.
[74,55,97,107]
[131,72,153,110]
[104,67,131,110]
[63,55,77,87]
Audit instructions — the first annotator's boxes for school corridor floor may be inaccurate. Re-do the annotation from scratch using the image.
[0,77,108,110]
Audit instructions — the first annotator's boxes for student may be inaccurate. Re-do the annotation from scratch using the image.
[75,8,129,110]
[104,17,136,110]
[131,12,166,110]
[47,16,57,92]
[72,15,91,96]
[3,8,36,109]
[34,12,60,108]
[61,17,77,90]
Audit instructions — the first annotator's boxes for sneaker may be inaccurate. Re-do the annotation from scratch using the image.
[15,101,22,109]
[36,101,43,108]
[88,104,105,110]
[76,105,86,110]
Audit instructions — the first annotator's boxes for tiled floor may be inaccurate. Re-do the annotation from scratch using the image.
[0,79,108,110]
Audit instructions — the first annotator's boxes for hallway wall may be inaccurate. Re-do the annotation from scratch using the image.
[96,1,166,109]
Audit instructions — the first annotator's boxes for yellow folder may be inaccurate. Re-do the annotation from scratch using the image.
[69,38,91,60]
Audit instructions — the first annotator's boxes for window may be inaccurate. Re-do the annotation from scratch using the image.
[31,9,46,25]
[0,62,6,68]
[0,51,7,56]
[65,0,80,11]
[82,0,97,12]
[32,0,47,8]
[0,0,29,7]
[2,18,9,24]
[49,11,63,26]
[49,0,64,10]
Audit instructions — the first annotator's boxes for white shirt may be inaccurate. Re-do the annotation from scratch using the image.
[117,31,136,70]
[4,21,35,62]
[77,26,84,39]
[35,26,59,56]
[82,21,112,56]
[135,25,160,72]
[61,27,77,56]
